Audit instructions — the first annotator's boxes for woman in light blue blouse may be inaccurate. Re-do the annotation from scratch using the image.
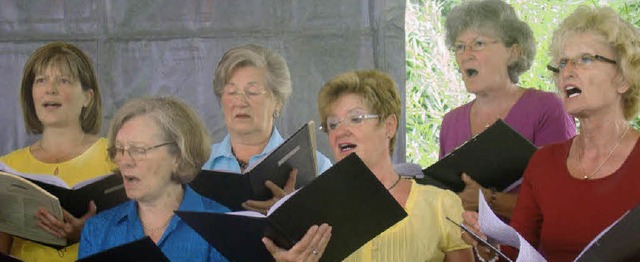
[79,97,229,261]
[202,44,332,214]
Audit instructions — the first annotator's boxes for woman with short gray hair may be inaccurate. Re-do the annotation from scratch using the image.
[203,44,332,213]
[439,0,576,219]
[79,96,229,261]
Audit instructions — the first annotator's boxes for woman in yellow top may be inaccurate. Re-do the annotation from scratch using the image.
[0,42,114,261]
[265,70,473,261]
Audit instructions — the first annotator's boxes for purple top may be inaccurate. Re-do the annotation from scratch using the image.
[439,89,576,158]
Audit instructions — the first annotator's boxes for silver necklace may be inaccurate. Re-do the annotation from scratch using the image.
[579,125,631,180]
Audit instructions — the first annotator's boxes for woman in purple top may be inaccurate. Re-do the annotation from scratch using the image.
[440,0,576,219]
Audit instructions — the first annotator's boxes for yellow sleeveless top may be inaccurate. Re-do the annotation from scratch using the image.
[0,138,115,262]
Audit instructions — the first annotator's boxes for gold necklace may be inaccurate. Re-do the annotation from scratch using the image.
[579,125,631,180]
[143,215,172,234]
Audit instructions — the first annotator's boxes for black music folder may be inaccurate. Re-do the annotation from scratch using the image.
[417,119,537,192]
[575,204,640,262]
[178,153,408,262]
[0,171,126,247]
[27,174,127,218]
[190,121,319,210]
[77,237,169,262]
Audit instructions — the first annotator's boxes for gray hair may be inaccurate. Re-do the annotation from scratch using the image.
[107,96,211,184]
[445,0,536,83]
[213,44,292,114]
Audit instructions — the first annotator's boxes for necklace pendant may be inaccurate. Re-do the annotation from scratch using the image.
[583,175,588,180]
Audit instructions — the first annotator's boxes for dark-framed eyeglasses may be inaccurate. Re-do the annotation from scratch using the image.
[547,54,616,73]
[320,113,380,133]
[108,142,174,161]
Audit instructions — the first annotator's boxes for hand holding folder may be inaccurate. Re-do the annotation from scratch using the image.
[417,120,537,192]
[190,121,319,211]
[178,153,408,262]
[0,170,127,247]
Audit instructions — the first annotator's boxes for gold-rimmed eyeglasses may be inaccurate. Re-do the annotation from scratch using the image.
[320,113,380,133]
[451,40,500,55]
[108,142,174,161]
[547,54,617,73]
[222,83,269,100]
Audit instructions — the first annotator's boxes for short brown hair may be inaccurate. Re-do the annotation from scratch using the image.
[107,97,211,184]
[318,70,401,154]
[20,42,102,134]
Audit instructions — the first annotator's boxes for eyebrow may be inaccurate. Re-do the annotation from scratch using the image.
[454,36,484,44]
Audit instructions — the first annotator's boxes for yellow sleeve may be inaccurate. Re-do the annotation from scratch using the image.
[437,189,472,252]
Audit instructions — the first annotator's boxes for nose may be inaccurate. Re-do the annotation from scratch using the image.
[560,62,577,80]
[44,81,58,94]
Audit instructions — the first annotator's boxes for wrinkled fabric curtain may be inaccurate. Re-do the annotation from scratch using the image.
[0,0,406,163]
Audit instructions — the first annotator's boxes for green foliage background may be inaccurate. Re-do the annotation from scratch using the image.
[405,0,640,167]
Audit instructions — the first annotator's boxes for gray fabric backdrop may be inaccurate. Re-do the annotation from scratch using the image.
[0,0,407,164]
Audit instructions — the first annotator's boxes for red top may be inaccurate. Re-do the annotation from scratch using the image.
[507,137,640,261]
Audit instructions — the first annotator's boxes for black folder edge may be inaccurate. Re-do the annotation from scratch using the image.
[0,252,22,262]
[27,174,127,218]
[417,119,537,192]
[179,153,408,262]
[77,236,169,262]
[190,122,318,211]
[575,204,640,262]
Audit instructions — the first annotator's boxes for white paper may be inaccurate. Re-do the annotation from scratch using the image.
[226,188,299,218]
[0,161,113,189]
[477,189,547,262]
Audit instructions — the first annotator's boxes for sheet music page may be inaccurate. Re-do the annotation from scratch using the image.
[477,189,546,262]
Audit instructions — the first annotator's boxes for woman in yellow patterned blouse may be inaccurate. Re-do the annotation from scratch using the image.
[0,42,114,262]
[265,70,473,261]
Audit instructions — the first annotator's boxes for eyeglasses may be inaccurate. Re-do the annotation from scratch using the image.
[547,54,616,73]
[451,40,499,55]
[108,142,174,161]
[222,83,269,100]
[320,113,380,133]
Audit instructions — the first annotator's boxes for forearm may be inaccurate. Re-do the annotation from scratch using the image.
[483,189,517,219]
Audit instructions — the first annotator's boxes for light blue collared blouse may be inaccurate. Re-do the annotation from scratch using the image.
[202,127,332,174]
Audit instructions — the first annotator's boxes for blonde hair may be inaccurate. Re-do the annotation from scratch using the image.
[550,5,640,120]
[318,70,401,154]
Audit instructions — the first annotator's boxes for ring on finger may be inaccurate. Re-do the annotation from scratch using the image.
[312,250,318,255]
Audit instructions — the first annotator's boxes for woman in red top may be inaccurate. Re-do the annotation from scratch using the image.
[462,5,640,261]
